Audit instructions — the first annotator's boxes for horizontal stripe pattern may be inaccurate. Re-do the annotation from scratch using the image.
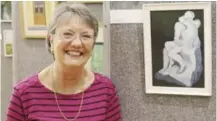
[6,73,122,121]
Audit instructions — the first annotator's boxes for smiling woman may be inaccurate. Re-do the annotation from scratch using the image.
[6,2,122,121]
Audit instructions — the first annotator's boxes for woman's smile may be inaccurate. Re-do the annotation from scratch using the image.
[65,50,84,57]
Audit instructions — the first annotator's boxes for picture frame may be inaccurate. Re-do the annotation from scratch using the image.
[143,2,212,96]
[3,30,13,57]
[19,1,56,39]
[1,1,12,22]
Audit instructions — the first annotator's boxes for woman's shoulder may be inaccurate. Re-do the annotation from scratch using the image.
[13,73,39,94]
[94,72,116,89]
[93,72,118,97]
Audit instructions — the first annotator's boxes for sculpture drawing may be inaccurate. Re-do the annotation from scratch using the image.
[155,11,203,87]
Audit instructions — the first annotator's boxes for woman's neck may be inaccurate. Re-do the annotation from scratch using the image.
[51,62,87,94]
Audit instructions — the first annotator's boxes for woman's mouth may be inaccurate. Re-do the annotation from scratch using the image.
[66,51,84,57]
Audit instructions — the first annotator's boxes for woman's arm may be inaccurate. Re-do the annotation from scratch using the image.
[6,87,26,121]
[105,84,122,121]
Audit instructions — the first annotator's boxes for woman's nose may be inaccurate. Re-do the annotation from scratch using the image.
[70,35,83,47]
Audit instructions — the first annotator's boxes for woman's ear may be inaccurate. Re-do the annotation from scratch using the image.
[48,34,54,43]
[48,34,54,53]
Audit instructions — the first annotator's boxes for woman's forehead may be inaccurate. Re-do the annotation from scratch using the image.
[57,13,93,30]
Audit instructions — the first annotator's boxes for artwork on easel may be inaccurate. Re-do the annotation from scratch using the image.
[143,2,212,96]
[3,30,13,57]
[1,1,12,22]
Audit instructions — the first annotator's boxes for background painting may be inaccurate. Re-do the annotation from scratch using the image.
[20,1,55,38]
[3,30,13,57]
[92,43,104,73]
[151,10,204,88]
[1,1,12,21]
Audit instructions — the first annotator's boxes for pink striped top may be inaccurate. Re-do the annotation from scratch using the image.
[6,73,121,121]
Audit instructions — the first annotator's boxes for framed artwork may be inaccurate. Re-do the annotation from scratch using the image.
[1,1,12,22]
[20,1,56,39]
[3,30,13,57]
[143,2,212,96]
[91,43,104,73]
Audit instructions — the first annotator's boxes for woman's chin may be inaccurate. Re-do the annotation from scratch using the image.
[63,61,84,68]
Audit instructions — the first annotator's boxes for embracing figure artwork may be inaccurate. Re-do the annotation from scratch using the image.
[155,11,203,87]
[143,2,212,96]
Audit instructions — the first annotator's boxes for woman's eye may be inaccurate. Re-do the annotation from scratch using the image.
[82,35,91,38]
[64,32,73,36]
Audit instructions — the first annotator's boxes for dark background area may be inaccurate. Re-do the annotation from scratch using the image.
[151,10,204,88]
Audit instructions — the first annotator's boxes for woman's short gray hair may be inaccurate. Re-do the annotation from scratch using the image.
[47,2,99,53]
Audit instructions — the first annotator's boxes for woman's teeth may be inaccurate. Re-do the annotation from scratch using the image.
[67,51,82,56]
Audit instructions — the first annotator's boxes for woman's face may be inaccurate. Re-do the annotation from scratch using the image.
[50,15,95,68]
